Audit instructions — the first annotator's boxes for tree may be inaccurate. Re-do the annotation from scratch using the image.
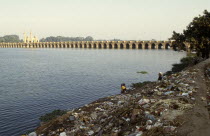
[170,10,210,58]
[170,31,186,51]
[0,35,21,43]
[40,36,94,42]
[84,36,94,41]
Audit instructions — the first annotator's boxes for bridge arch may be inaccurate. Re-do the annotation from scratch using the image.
[158,43,163,49]
[132,43,136,49]
[138,43,142,49]
[165,43,170,49]
[114,43,118,49]
[151,43,156,49]
[104,43,107,49]
[98,43,102,49]
[55,43,58,48]
[145,43,149,49]
[94,43,97,48]
[75,43,78,48]
[109,43,112,49]
[88,43,92,48]
[120,43,124,49]
[126,43,129,49]
[66,43,69,48]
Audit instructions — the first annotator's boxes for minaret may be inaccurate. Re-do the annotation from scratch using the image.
[30,31,33,43]
[23,32,27,43]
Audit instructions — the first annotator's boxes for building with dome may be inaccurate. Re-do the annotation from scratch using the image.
[23,32,39,43]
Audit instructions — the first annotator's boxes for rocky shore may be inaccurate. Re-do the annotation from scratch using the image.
[31,59,210,136]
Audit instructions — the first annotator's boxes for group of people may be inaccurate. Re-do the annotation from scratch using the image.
[120,72,163,94]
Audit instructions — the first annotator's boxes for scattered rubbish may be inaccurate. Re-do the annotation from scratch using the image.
[69,115,75,121]
[88,130,94,135]
[201,97,206,101]
[36,68,201,136]
[59,132,67,136]
[28,132,37,136]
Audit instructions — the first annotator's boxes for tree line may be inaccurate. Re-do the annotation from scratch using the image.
[0,35,22,43]
[40,36,94,42]
[170,10,210,58]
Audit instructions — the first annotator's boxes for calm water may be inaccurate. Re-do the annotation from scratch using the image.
[0,48,186,136]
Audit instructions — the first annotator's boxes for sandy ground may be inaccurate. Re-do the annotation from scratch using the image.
[176,59,210,136]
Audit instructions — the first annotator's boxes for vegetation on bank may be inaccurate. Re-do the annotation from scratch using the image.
[165,55,201,76]
[131,81,153,88]
[170,10,210,58]
[137,71,148,74]
[40,36,94,42]
[39,109,67,122]
[0,35,22,43]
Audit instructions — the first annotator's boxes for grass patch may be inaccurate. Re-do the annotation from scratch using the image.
[137,71,148,74]
[165,56,201,76]
[39,109,67,122]
[131,81,152,88]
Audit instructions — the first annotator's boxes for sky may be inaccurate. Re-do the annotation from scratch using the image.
[0,0,209,40]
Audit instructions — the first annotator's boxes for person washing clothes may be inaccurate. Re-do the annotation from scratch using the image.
[158,72,163,81]
[121,83,127,93]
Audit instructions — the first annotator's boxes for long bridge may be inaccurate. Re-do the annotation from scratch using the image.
[0,41,189,50]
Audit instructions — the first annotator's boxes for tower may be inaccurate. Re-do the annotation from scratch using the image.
[23,32,27,43]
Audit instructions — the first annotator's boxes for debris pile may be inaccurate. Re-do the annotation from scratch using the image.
[205,66,210,119]
[35,69,202,136]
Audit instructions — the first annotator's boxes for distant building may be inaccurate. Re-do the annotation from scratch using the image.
[23,32,39,43]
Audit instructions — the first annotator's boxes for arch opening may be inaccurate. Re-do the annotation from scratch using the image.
[120,43,124,49]
[80,44,82,48]
[114,44,118,49]
[88,44,92,48]
[126,44,129,49]
[165,43,170,49]
[158,43,163,49]
[104,44,107,49]
[75,44,78,48]
[138,44,142,49]
[99,43,102,49]
[109,43,112,49]
[132,43,136,49]
[84,44,87,48]
[151,43,156,49]
[145,43,149,49]
[94,44,97,48]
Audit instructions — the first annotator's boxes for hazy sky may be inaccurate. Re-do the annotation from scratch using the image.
[0,0,209,40]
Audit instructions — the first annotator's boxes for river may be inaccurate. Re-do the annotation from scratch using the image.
[0,48,186,136]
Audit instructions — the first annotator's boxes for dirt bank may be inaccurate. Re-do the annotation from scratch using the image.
[34,59,210,136]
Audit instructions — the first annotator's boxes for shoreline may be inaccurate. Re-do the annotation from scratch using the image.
[32,58,210,136]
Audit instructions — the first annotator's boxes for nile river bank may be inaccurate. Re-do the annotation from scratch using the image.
[0,49,186,136]
[34,59,210,136]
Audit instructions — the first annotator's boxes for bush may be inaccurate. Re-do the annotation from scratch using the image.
[171,57,196,73]
[131,81,152,88]
[39,109,67,122]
